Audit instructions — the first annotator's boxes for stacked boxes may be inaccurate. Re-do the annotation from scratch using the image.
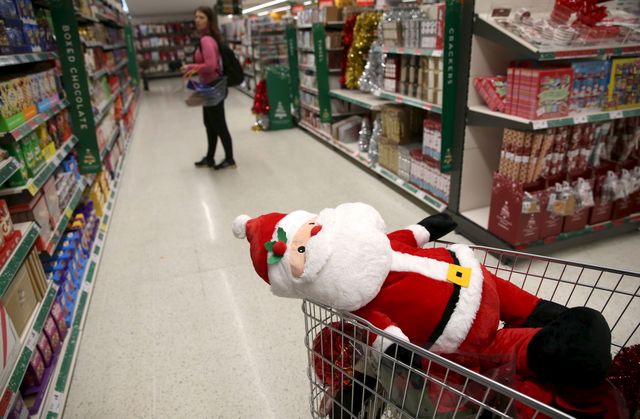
[507,63,574,120]
[383,55,443,105]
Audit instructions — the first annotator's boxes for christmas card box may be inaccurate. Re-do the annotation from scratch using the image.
[517,67,573,120]
[1,264,38,337]
[0,301,20,390]
[333,116,362,143]
[488,172,542,247]
[605,57,640,110]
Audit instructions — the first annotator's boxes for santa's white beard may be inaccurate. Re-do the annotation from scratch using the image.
[286,203,393,311]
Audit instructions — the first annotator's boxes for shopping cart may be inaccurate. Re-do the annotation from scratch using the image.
[303,242,640,418]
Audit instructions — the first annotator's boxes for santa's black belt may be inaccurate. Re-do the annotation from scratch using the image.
[425,250,462,349]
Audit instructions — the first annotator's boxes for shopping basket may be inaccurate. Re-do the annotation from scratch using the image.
[303,242,640,418]
[184,77,227,107]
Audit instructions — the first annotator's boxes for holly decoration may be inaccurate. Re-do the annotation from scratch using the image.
[264,227,288,265]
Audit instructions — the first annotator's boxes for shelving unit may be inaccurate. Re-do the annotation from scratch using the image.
[373,89,442,113]
[445,0,640,253]
[38,126,134,419]
[0,1,141,416]
[1,100,69,142]
[134,20,197,90]
[0,136,78,197]
[330,89,390,111]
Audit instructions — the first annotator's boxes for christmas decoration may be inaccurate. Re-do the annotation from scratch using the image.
[608,344,640,416]
[345,12,382,89]
[234,203,620,418]
[313,322,364,389]
[358,40,384,92]
[340,15,358,88]
[368,114,381,165]
[252,79,269,131]
[358,117,371,153]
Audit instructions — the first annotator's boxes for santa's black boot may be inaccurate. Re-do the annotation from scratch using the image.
[417,213,457,241]
[527,307,612,388]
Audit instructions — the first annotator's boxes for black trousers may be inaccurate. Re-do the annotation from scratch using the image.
[202,100,234,162]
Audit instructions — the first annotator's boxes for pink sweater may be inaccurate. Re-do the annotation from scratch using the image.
[186,35,222,85]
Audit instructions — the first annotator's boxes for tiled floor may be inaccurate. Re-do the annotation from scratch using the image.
[64,79,640,418]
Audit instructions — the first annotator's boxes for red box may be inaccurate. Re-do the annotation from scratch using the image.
[611,197,632,220]
[517,67,573,120]
[539,188,564,239]
[488,173,542,247]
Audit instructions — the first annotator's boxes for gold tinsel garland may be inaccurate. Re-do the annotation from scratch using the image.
[345,12,382,90]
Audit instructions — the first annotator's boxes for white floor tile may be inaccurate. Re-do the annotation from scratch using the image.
[65,78,639,418]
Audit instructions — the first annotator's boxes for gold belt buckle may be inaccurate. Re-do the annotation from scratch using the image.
[447,264,471,288]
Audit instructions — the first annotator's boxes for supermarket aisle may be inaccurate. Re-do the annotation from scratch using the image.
[63,79,639,418]
[62,79,455,418]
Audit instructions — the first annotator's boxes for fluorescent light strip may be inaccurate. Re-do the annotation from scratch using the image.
[303,1,312,4]
[243,0,289,14]
[258,5,290,16]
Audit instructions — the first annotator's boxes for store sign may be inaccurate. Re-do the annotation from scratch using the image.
[50,0,101,174]
[313,23,332,124]
[124,25,140,87]
[440,0,461,173]
[356,0,375,5]
[291,4,304,15]
[285,26,300,112]
[266,66,294,130]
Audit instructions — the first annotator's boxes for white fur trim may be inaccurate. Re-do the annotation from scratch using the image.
[406,225,430,247]
[430,244,484,354]
[371,326,409,361]
[232,215,251,239]
[390,251,450,281]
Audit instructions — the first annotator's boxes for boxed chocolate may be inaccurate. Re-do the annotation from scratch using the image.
[21,348,45,388]
[43,316,61,353]
[9,192,54,246]
[36,333,52,367]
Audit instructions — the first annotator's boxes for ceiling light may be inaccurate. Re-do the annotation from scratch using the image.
[243,0,289,14]
[303,1,312,4]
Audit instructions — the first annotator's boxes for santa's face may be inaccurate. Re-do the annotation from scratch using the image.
[288,216,320,278]
[275,203,393,311]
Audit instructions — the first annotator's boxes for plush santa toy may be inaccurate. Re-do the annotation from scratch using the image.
[233,203,617,417]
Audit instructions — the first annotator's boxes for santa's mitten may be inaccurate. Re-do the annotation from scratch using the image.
[383,343,425,389]
[330,372,378,419]
[521,299,568,328]
[527,307,612,389]
[417,213,457,242]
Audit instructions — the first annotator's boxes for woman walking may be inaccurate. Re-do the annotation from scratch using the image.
[182,6,236,169]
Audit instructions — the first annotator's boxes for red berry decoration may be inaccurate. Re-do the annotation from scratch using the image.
[272,241,287,257]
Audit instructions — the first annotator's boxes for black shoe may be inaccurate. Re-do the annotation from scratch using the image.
[195,157,214,167]
[213,159,236,170]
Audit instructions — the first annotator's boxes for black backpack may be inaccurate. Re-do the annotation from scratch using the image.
[198,36,244,87]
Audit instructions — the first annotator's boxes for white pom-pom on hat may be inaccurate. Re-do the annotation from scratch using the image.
[232,215,251,239]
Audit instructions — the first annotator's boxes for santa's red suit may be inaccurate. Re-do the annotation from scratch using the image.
[355,227,541,379]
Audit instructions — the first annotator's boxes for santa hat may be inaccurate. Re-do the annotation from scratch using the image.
[233,210,316,284]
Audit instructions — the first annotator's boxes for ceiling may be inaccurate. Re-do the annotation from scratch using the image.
[126,0,264,17]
